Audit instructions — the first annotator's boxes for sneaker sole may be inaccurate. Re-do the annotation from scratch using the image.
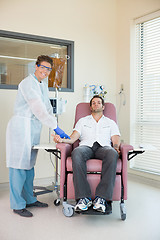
[93,206,106,213]
[75,206,88,212]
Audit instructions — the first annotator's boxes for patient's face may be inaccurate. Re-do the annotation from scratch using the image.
[90,98,104,113]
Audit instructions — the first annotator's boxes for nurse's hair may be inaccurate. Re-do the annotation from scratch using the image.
[36,55,53,67]
[90,95,105,106]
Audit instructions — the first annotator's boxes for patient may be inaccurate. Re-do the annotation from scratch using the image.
[53,95,120,214]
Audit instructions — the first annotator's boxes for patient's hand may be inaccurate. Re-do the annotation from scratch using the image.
[113,144,120,155]
[52,134,62,143]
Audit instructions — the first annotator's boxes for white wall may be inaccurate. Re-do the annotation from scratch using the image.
[0,0,117,183]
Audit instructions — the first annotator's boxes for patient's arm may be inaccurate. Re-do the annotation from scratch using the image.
[53,130,80,144]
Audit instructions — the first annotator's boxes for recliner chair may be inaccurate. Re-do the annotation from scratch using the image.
[55,102,133,220]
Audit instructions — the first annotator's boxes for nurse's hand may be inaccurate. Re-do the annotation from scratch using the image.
[54,126,70,139]
[53,134,62,143]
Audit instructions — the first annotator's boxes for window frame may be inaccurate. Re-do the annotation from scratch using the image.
[0,30,74,92]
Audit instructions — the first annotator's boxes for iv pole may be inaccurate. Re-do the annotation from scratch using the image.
[54,87,59,196]
[55,87,59,122]
[47,55,67,202]
[46,87,60,202]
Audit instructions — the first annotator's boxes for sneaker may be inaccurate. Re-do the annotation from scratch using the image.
[93,197,106,213]
[74,198,92,212]
[26,200,48,208]
[106,201,112,215]
[13,208,33,217]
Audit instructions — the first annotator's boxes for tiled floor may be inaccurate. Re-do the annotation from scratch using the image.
[0,178,160,240]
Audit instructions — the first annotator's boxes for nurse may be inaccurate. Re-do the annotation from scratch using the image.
[6,55,69,217]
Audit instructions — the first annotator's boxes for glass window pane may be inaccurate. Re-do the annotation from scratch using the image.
[0,31,74,91]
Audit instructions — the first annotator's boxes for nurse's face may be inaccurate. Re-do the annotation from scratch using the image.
[35,61,52,82]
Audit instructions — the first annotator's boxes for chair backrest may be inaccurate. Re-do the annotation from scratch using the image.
[73,102,117,149]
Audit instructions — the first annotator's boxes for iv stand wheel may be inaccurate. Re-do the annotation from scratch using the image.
[54,199,60,206]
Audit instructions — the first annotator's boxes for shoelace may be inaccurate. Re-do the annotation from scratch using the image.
[78,198,90,205]
[99,198,106,205]
[94,196,99,203]
[94,197,106,205]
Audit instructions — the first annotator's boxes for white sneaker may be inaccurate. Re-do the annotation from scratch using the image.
[93,197,106,213]
[75,198,92,212]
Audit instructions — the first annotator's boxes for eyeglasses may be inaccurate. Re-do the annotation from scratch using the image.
[37,64,52,72]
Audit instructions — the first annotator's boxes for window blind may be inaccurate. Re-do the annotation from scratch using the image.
[131,15,160,174]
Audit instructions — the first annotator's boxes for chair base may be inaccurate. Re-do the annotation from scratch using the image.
[76,206,112,215]
[61,200,126,220]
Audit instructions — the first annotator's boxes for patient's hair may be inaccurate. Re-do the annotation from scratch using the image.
[90,95,104,106]
[36,55,53,67]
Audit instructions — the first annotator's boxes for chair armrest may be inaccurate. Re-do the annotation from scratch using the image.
[56,143,73,199]
[56,142,72,180]
[119,143,133,200]
[120,143,133,158]
[56,143,73,158]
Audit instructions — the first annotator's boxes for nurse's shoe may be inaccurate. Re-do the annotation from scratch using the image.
[13,208,33,217]
[26,200,48,208]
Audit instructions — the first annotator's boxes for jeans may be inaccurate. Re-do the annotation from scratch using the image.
[71,142,119,201]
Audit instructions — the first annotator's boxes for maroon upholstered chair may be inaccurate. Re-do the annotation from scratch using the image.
[56,102,133,219]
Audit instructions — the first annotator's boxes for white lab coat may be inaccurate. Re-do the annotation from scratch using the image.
[6,74,57,170]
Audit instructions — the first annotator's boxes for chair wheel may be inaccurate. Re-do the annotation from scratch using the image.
[54,199,60,206]
[62,206,74,217]
[121,213,126,221]
[120,202,126,221]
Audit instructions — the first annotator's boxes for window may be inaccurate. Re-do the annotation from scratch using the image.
[0,30,74,92]
[130,11,160,175]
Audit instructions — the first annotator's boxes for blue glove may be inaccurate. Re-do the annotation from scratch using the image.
[54,126,70,139]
